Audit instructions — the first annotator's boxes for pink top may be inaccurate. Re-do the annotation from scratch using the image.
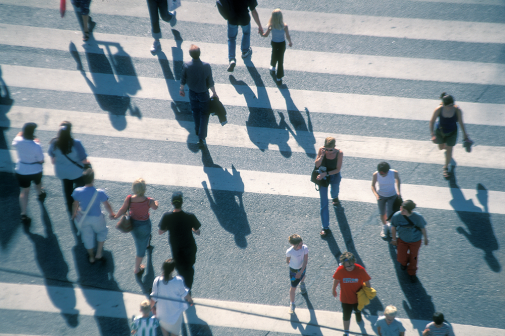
[128,195,152,221]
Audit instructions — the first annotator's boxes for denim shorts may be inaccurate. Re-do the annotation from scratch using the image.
[289,267,306,287]
[131,218,152,258]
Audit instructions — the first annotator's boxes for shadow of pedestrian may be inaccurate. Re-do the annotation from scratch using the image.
[157,38,199,152]
[229,61,291,157]
[23,203,79,327]
[290,294,323,335]
[323,230,342,261]
[69,39,142,131]
[279,86,316,158]
[201,147,250,248]
[136,245,156,296]
[0,66,20,252]
[72,235,130,335]
[334,206,365,267]
[448,172,500,272]
[388,243,435,329]
[182,305,213,336]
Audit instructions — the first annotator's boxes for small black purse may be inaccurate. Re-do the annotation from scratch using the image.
[310,157,330,190]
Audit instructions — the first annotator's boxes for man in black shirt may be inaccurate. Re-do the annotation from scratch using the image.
[226,0,263,72]
[158,191,201,289]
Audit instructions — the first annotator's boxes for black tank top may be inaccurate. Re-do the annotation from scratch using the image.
[324,150,339,171]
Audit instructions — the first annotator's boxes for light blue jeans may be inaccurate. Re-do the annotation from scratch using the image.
[319,173,342,229]
[227,23,251,60]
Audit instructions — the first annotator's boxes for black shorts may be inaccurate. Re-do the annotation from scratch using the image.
[341,302,359,321]
[16,172,42,188]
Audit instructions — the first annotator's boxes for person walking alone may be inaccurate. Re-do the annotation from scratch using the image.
[158,191,202,289]
[371,161,401,238]
[180,44,218,148]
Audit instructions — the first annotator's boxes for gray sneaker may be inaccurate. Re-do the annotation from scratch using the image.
[289,303,295,314]
[299,282,307,294]
[227,59,236,72]
[241,47,252,59]
[169,11,177,27]
[150,41,161,53]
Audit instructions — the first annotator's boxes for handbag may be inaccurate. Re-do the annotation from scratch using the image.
[74,189,99,235]
[116,195,133,233]
[310,156,331,190]
[168,0,181,11]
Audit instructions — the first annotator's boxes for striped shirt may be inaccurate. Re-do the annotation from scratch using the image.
[131,316,159,336]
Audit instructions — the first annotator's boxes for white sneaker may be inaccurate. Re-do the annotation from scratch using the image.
[380,223,391,238]
[289,303,295,314]
[269,66,275,72]
[299,282,307,294]
[150,41,161,53]
[276,77,282,82]
[169,11,177,27]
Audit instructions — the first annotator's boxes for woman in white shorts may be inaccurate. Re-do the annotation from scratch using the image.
[151,259,193,336]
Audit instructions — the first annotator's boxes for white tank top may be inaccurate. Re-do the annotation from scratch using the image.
[377,169,397,197]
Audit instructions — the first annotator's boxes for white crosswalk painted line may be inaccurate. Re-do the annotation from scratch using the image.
[3,106,505,169]
[1,282,503,336]
[3,0,505,43]
[2,25,505,86]
[2,150,504,215]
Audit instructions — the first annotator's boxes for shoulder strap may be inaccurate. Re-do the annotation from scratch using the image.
[63,152,84,169]
[76,189,99,233]
[402,215,421,231]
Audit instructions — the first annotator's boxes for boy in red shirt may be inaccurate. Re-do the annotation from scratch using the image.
[332,252,371,336]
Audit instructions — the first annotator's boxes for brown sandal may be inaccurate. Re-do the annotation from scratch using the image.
[442,166,450,178]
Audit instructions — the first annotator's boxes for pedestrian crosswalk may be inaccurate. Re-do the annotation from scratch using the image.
[1,0,504,334]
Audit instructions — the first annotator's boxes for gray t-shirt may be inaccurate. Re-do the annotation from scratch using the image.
[375,316,405,336]
[391,211,426,242]
[424,322,455,336]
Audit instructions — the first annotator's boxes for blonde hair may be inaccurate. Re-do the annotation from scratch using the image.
[384,305,398,317]
[324,137,336,148]
[132,178,146,196]
[140,300,151,313]
[268,9,284,30]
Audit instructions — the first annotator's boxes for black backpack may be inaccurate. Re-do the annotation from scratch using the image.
[216,0,233,20]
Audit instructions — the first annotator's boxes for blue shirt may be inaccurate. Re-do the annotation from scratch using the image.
[375,316,405,336]
[71,186,108,216]
[180,59,214,93]
[391,211,426,242]
[48,139,87,180]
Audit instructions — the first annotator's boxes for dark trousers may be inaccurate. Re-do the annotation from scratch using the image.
[62,176,85,213]
[189,90,210,140]
[270,41,286,79]
[176,263,195,289]
[146,0,173,37]
[173,247,197,289]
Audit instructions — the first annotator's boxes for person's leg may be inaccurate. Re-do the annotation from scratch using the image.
[276,41,286,79]
[385,195,397,221]
[157,0,174,22]
[270,42,277,68]
[319,186,330,230]
[176,263,195,289]
[445,146,454,169]
[396,238,409,267]
[354,303,362,323]
[377,196,387,225]
[197,92,210,141]
[342,303,353,334]
[241,23,251,55]
[189,90,201,137]
[62,179,74,213]
[406,240,422,275]
[227,23,238,61]
[329,173,342,204]
[289,285,296,302]
[147,0,162,49]
[132,219,151,273]
[19,187,30,216]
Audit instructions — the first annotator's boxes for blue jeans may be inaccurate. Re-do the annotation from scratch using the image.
[131,218,151,258]
[227,23,251,60]
[189,90,210,140]
[319,173,342,229]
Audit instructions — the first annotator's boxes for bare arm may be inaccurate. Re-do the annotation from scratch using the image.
[284,24,292,47]
[295,253,308,279]
[421,228,429,245]
[72,200,80,219]
[250,9,263,34]
[332,279,339,297]
[395,171,401,195]
[150,199,159,210]
[364,280,371,287]
[114,196,130,219]
[456,107,468,138]
[399,332,405,336]
[390,226,397,246]
[314,147,325,167]
[158,229,167,235]
[262,26,271,37]
[193,228,201,236]
[185,293,193,305]
[377,326,382,336]
[103,200,115,219]
[429,106,441,140]
[371,172,379,200]
[286,256,290,264]
[210,86,217,97]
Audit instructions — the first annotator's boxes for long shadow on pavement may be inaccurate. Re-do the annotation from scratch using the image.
[448,170,500,272]
[388,243,435,334]
[0,65,19,252]
[23,203,79,327]
[183,305,213,336]
[201,147,250,248]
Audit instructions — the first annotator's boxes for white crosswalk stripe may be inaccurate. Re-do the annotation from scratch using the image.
[1,0,504,335]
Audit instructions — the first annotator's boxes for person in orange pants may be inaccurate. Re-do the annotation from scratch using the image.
[390,200,429,283]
